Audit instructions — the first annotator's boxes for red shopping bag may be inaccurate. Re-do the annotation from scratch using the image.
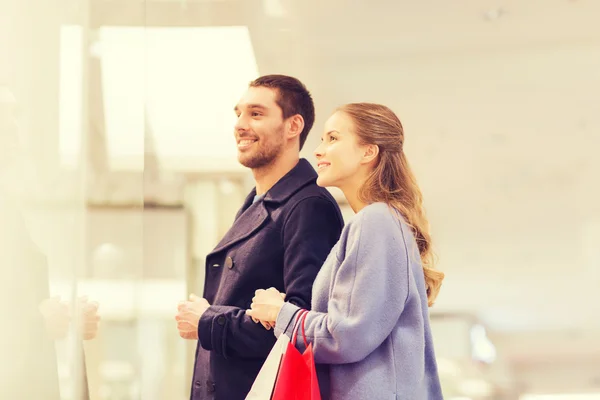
[272,309,321,400]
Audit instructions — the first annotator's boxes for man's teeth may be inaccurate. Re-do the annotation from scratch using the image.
[239,139,256,145]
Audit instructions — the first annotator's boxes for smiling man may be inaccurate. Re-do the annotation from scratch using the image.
[176,75,343,400]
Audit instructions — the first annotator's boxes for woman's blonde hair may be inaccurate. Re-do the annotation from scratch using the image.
[338,103,444,306]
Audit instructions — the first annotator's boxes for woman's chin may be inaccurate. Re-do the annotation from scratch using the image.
[317,175,334,187]
[316,175,330,187]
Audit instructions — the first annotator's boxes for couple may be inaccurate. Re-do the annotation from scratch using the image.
[175,75,445,400]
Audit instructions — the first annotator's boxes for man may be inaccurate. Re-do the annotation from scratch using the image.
[0,85,99,399]
[176,75,344,399]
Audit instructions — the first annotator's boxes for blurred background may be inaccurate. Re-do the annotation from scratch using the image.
[0,0,599,399]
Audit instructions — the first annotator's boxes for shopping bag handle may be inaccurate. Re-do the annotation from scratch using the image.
[291,309,309,349]
[283,307,303,334]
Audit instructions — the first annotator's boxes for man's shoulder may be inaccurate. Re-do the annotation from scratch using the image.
[285,182,339,211]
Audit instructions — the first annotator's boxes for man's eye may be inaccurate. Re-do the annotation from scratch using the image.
[330,136,337,141]
[252,112,262,117]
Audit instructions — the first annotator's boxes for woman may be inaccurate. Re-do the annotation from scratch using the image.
[247,103,445,399]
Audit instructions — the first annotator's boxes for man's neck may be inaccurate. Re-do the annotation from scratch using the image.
[253,155,300,196]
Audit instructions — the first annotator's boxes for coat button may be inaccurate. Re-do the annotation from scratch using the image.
[194,380,201,388]
[224,256,234,269]
[206,380,216,392]
[217,316,226,326]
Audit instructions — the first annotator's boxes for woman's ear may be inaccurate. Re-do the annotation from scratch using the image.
[361,144,379,164]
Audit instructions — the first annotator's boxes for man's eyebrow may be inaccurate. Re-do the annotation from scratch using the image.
[234,104,267,112]
[247,104,267,110]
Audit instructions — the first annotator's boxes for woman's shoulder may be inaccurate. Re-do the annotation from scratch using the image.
[350,202,400,228]
[341,202,407,242]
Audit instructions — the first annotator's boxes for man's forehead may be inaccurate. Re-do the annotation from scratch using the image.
[236,86,278,108]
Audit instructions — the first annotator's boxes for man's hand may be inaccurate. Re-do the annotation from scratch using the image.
[78,297,100,340]
[39,296,101,340]
[39,296,70,340]
[176,294,210,340]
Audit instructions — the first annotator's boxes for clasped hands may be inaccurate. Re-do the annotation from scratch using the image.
[38,296,100,340]
[175,288,285,339]
[247,288,286,331]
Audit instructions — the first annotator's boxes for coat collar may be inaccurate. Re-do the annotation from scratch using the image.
[236,158,317,215]
[208,159,317,256]
[263,158,317,204]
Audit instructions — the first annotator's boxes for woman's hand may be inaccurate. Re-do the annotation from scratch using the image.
[247,288,285,330]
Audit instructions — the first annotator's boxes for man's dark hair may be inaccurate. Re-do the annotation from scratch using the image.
[249,74,315,150]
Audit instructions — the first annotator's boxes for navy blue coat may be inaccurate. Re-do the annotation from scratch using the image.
[190,159,343,400]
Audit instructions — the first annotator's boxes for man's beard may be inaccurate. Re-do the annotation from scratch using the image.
[238,128,285,169]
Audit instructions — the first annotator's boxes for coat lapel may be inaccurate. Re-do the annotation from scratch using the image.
[207,159,316,257]
[208,200,269,256]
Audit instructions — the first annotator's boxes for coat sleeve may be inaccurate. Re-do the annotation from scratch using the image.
[197,196,343,359]
[274,205,412,364]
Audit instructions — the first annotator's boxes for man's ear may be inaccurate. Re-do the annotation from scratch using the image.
[286,114,305,141]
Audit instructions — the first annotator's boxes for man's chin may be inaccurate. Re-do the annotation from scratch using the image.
[238,154,260,169]
[238,154,272,170]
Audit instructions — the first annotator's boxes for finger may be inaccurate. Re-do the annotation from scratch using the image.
[247,310,261,324]
[83,324,99,334]
[189,293,201,302]
[177,301,188,311]
[181,331,198,340]
[177,321,196,330]
[82,315,101,324]
[260,321,272,330]
[175,312,194,322]
[82,302,99,314]
[179,330,192,339]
